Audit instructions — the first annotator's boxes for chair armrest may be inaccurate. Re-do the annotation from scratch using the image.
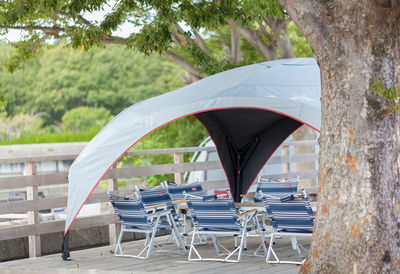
[237,208,257,217]
[146,208,172,217]
[144,203,168,209]
[241,193,255,198]
[172,199,186,205]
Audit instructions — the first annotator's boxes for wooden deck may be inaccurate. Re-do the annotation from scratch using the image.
[0,235,309,273]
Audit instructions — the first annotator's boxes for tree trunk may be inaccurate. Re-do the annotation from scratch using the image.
[280,1,400,273]
[276,31,295,59]
[227,19,277,60]
[230,21,242,65]
[266,18,296,59]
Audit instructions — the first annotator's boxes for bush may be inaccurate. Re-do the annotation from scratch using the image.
[61,106,113,132]
[0,128,100,145]
[0,113,43,140]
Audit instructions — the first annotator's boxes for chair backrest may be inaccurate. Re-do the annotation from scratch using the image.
[261,193,314,233]
[108,193,153,230]
[135,187,174,210]
[186,196,241,232]
[165,183,204,201]
[255,179,299,201]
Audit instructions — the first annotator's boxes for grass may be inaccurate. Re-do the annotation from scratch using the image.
[0,128,100,145]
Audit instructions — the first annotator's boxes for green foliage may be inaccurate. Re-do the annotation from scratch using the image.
[0,89,5,112]
[119,116,208,186]
[0,0,298,76]
[0,113,43,140]
[0,127,100,145]
[287,21,313,58]
[1,43,184,124]
[61,106,112,132]
[370,78,400,112]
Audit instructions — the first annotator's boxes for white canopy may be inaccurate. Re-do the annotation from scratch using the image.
[65,57,321,233]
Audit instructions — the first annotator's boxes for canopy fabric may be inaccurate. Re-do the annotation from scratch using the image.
[65,57,321,233]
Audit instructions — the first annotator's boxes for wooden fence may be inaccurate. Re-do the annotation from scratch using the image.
[0,140,318,258]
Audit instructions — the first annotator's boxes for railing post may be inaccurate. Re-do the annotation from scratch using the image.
[25,161,41,257]
[108,162,121,245]
[282,145,290,174]
[173,152,184,184]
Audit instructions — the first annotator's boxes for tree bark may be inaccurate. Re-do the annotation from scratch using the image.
[229,21,242,64]
[280,1,400,273]
[265,18,295,59]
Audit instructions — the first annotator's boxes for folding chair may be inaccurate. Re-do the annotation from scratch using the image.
[134,185,174,212]
[261,190,314,264]
[134,185,187,249]
[107,192,186,259]
[254,177,299,202]
[186,195,267,263]
[163,181,204,205]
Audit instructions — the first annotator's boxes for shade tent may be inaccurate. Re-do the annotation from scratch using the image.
[64,57,321,235]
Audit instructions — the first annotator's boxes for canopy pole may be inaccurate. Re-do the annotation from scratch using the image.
[61,230,71,261]
[235,153,242,202]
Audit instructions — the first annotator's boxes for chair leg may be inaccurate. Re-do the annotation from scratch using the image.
[211,236,220,255]
[167,214,186,253]
[144,229,157,259]
[254,217,268,256]
[114,229,124,256]
[290,236,302,257]
[266,234,279,263]
[188,229,202,261]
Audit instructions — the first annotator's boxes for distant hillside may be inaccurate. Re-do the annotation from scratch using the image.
[0,43,184,125]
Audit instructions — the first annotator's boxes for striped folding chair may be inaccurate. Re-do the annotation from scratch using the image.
[134,186,187,248]
[163,181,204,205]
[254,178,299,202]
[186,195,267,263]
[134,185,174,212]
[107,192,186,259]
[162,182,205,241]
[260,190,314,264]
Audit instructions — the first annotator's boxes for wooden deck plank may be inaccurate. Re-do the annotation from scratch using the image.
[0,235,310,273]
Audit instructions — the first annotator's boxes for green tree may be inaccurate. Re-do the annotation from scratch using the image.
[0,1,311,84]
[61,106,112,132]
[0,112,43,140]
[0,43,184,124]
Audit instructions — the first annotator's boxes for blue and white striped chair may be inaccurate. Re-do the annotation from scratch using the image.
[162,181,206,241]
[134,185,175,212]
[108,192,186,260]
[254,178,299,202]
[261,190,314,264]
[186,195,267,263]
[134,186,187,248]
[163,181,204,205]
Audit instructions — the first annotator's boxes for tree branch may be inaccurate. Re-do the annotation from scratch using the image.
[101,36,125,44]
[191,28,210,53]
[162,50,202,79]
[227,19,276,60]
[229,21,241,64]
[264,18,295,58]
[279,1,326,58]
[0,25,65,32]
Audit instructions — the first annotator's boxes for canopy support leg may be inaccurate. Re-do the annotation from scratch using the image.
[61,231,71,261]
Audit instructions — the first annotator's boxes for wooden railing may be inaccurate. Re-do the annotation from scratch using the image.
[0,140,318,258]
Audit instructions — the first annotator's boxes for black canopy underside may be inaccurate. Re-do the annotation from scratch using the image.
[195,108,302,202]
